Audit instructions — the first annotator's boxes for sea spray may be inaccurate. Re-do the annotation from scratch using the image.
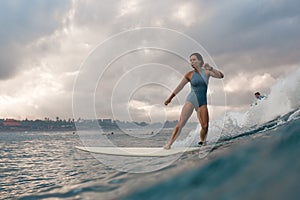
[173,68,300,146]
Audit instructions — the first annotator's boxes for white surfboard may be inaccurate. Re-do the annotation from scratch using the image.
[75,146,200,157]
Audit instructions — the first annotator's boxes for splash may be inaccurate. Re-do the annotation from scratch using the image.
[174,68,300,146]
[243,67,300,126]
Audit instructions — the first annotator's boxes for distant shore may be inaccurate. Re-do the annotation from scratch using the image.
[0,118,196,132]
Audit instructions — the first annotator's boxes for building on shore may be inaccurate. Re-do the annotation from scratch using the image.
[2,119,21,127]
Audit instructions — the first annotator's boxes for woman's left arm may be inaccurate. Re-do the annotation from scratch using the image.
[203,63,224,79]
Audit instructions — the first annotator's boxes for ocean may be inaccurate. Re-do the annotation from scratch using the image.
[1,108,299,200]
[1,70,300,199]
[124,114,300,200]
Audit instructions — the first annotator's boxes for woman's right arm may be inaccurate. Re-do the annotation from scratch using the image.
[164,74,190,106]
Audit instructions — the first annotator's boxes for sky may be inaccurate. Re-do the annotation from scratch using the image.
[0,0,299,122]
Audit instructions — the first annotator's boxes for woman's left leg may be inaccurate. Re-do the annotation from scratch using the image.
[197,105,209,143]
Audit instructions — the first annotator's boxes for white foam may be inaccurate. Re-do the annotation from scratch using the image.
[174,68,300,146]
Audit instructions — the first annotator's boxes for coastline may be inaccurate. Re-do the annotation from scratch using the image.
[0,118,199,133]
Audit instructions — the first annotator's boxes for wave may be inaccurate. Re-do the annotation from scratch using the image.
[174,68,300,147]
[124,117,300,200]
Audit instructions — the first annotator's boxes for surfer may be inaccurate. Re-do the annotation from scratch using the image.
[254,92,265,100]
[164,53,224,149]
[251,91,267,106]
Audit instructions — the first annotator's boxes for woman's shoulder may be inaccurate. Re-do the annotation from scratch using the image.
[184,70,194,81]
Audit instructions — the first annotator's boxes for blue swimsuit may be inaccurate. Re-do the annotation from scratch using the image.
[186,69,209,108]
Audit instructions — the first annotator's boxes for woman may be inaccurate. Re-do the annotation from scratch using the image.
[164,53,224,149]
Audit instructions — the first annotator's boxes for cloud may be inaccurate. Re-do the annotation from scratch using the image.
[225,73,276,93]
[0,0,71,80]
[187,0,300,72]
[0,0,299,121]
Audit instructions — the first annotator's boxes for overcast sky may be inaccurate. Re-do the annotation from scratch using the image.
[0,0,299,122]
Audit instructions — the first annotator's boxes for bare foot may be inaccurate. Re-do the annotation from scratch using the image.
[164,144,171,150]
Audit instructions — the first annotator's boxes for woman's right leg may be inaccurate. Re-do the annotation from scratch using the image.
[164,102,194,149]
[197,105,209,144]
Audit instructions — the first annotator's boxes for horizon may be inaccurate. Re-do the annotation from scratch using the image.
[0,117,185,124]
